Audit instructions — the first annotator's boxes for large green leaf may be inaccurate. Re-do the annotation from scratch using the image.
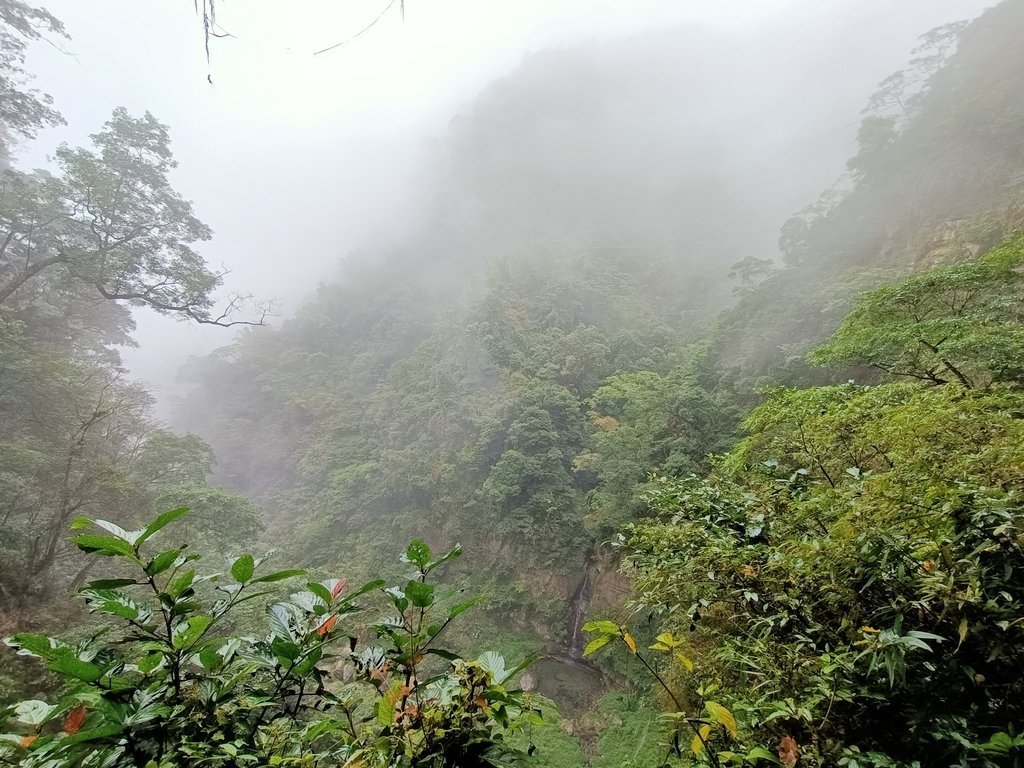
[74,534,135,558]
[4,633,57,659]
[138,507,190,543]
[172,616,213,649]
[583,634,613,657]
[49,653,104,683]
[145,549,183,577]
[404,580,435,608]
[582,620,620,635]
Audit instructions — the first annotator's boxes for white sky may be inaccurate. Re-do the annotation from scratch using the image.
[14,0,993,402]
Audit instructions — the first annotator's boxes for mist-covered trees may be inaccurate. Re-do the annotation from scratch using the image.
[709,0,1024,385]
[173,246,729,646]
[0,108,267,325]
[0,4,267,635]
[0,0,64,161]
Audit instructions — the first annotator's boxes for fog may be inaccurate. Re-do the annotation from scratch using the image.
[16,0,993,399]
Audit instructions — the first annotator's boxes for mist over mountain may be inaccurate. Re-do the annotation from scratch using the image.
[3,2,1024,766]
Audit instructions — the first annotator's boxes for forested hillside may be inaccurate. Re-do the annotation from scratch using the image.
[3,0,1024,765]
[707,0,1024,387]
[176,0,1024,647]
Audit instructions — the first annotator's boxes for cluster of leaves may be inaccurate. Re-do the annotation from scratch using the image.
[809,233,1024,387]
[602,235,1024,766]
[0,510,538,767]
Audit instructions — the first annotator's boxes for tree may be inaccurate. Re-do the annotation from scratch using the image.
[810,234,1024,387]
[727,256,776,297]
[0,108,269,325]
[0,0,66,161]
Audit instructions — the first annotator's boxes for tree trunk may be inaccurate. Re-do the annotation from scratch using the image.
[0,253,65,304]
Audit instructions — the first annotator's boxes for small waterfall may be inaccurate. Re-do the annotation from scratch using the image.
[565,551,597,658]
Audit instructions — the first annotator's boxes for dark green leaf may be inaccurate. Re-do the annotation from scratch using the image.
[271,637,301,663]
[50,653,104,683]
[197,648,219,671]
[292,645,323,677]
[83,579,138,590]
[231,553,255,583]
[307,582,332,604]
[251,569,306,584]
[74,534,135,558]
[145,549,182,577]
[166,569,196,598]
[404,580,435,608]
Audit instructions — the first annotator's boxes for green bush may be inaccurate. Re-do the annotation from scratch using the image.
[0,510,539,767]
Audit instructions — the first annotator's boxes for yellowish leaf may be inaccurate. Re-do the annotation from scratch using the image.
[706,701,738,739]
[623,632,637,654]
[676,652,694,672]
[957,617,969,648]
[691,724,712,755]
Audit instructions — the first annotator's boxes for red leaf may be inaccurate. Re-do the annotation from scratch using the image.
[64,704,87,735]
[19,735,36,748]
[317,615,338,636]
[330,578,347,599]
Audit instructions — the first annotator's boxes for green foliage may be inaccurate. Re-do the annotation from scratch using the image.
[601,230,1024,765]
[0,0,66,150]
[591,692,665,768]
[810,233,1024,386]
[582,621,746,767]
[0,511,539,767]
[584,370,736,534]
[174,246,728,652]
[0,107,265,324]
